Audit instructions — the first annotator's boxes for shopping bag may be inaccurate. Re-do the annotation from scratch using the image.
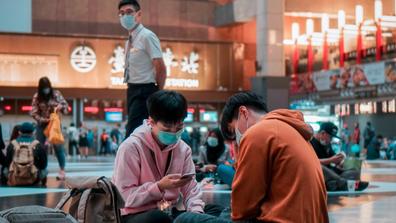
[343,158,362,172]
[44,113,64,145]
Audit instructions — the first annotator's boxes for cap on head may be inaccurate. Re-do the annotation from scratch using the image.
[319,122,339,139]
[20,122,35,134]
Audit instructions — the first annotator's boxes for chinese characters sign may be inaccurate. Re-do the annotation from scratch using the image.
[108,45,202,89]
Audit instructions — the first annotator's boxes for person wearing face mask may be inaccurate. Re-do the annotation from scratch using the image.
[112,90,224,223]
[196,128,235,186]
[310,122,369,191]
[31,76,68,181]
[118,0,167,139]
[218,92,329,223]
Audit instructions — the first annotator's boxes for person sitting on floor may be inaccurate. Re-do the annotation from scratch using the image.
[196,128,235,187]
[310,122,369,191]
[176,91,329,223]
[2,122,48,186]
[112,90,223,223]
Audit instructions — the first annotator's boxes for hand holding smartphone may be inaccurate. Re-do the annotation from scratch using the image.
[180,173,195,180]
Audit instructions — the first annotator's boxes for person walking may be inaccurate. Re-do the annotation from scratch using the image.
[67,123,80,159]
[78,123,89,159]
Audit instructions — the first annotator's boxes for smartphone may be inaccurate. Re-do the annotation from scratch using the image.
[181,173,195,179]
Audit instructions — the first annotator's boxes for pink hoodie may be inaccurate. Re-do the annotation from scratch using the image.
[112,121,205,216]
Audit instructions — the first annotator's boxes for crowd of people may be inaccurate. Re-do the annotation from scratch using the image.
[1,1,396,222]
[339,121,396,160]
[1,82,376,222]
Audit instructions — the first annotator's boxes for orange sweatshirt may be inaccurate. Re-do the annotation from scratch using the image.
[232,109,329,223]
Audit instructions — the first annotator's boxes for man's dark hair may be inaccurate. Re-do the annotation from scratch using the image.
[118,0,141,11]
[147,90,187,124]
[220,91,267,140]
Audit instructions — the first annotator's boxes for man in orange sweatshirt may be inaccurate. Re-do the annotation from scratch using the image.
[220,92,329,223]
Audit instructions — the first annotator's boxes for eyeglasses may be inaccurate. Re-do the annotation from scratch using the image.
[118,9,137,17]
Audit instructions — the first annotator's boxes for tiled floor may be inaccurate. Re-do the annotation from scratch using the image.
[1,156,396,222]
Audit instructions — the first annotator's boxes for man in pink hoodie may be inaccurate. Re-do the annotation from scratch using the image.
[113,90,223,223]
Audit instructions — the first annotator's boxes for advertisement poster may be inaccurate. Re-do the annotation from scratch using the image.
[313,70,337,91]
[385,60,396,83]
[363,62,385,85]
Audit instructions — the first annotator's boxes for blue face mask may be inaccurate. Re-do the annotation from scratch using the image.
[158,129,184,146]
[42,88,51,95]
[207,137,219,147]
[120,15,136,30]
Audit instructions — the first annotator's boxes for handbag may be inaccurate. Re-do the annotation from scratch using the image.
[44,113,64,145]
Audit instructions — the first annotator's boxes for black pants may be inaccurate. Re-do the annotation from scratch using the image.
[125,83,158,139]
[122,204,224,223]
[321,165,360,191]
[68,140,79,155]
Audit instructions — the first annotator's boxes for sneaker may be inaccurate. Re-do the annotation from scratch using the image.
[56,170,66,181]
[356,181,369,191]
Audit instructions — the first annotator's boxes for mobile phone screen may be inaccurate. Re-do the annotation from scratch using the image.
[181,173,195,179]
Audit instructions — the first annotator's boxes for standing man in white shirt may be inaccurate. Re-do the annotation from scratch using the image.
[118,0,167,139]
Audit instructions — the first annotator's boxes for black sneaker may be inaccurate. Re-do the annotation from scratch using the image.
[356,181,369,191]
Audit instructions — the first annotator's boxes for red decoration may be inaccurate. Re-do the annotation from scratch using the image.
[323,33,329,70]
[376,21,382,61]
[307,38,314,73]
[339,31,345,67]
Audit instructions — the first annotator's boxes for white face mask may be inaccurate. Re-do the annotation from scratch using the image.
[235,112,248,146]
[320,139,328,146]
[235,127,243,146]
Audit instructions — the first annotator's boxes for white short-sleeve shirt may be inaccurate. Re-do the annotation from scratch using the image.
[125,24,163,84]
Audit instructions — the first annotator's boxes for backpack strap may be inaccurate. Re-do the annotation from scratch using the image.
[10,140,20,159]
[29,140,40,151]
[77,189,92,222]
[98,177,123,223]
[56,188,80,210]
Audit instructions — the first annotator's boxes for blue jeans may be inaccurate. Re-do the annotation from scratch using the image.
[175,207,260,223]
[217,164,235,187]
[36,124,66,170]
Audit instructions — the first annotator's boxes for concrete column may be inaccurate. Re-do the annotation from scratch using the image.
[256,0,285,77]
[77,99,84,126]
[251,76,290,111]
[72,99,78,125]
[252,0,288,110]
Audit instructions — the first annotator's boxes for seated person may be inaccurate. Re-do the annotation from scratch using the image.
[196,128,235,187]
[112,90,223,223]
[177,92,329,223]
[367,135,383,160]
[2,122,48,186]
[1,125,22,185]
[310,122,369,191]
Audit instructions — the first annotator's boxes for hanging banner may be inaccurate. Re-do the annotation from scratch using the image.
[313,70,336,91]
[309,60,394,92]
[363,62,385,85]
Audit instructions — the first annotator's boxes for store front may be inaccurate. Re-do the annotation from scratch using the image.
[0,33,244,151]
